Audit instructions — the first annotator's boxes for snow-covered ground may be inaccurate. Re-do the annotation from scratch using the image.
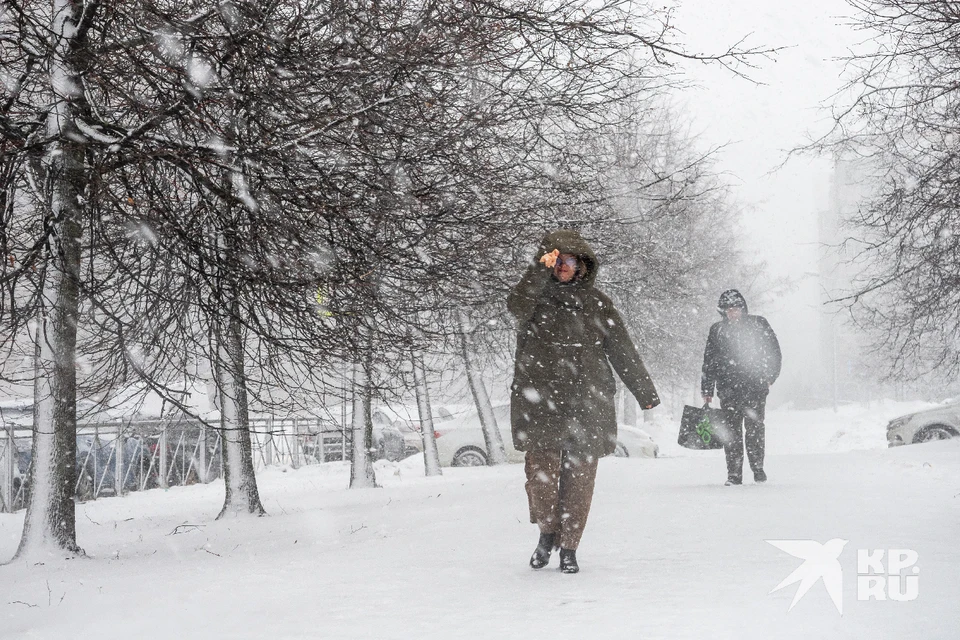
[2,401,958,640]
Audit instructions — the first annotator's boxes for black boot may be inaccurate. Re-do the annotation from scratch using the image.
[529,532,556,569]
[559,548,579,574]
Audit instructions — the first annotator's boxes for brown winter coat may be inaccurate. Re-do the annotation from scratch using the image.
[507,230,660,458]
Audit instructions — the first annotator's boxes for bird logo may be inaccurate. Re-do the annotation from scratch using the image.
[767,538,849,615]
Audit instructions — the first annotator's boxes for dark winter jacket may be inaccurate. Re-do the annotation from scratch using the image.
[700,290,781,401]
[507,230,660,458]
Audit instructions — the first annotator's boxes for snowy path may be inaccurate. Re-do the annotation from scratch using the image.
[1,430,958,639]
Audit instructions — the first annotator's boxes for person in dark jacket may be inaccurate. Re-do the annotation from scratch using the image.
[508,229,660,573]
[700,289,781,486]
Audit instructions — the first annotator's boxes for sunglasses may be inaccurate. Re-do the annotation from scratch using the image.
[556,256,579,269]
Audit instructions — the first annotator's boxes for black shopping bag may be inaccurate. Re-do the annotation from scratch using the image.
[678,404,735,450]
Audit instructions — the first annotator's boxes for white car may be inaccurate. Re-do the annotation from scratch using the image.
[432,403,659,466]
[886,401,960,446]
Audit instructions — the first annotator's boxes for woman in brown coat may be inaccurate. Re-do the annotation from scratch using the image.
[508,229,660,573]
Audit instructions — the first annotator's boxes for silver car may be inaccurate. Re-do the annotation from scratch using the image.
[886,402,960,446]
[433,403,659,466]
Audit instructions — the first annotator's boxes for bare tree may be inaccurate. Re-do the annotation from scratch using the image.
[4,0,100,559]
[0,1,774,553]
[349,339,377,489]
[458,314,508,465]
[810,0,960,378]
[412,352,442,476]
[596,101,763,400]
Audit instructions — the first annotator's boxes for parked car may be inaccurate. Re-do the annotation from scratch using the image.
[311,403,457,462]
[372,403,457,459]
[887,402,960,447]
[432,403,659,467]
[75,434,149,497]
[370,407,414,462]
[131,426,221,488]
[4,410,219,505]
[615,424,661,459]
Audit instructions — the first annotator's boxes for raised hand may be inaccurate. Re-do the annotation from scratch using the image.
[539,248,560,268]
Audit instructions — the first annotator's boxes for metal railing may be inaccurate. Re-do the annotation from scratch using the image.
[0,416,352,513]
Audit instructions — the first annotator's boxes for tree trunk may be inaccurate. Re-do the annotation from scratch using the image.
[14,0,89,560]
[215,307,266,518]
[212,76,265,516]
[458,316,506,465]
[2,424,14,513]
[16,290,84,559]
[349,354,377,488]
[413,353,442,476]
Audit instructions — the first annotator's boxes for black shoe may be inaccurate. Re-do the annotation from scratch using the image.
[559,548,579,574]
[724,477,742,486]
[529,532,556,569]
[754,470,767,483]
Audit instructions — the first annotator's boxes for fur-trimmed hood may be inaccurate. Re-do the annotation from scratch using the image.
[535,229,598,288]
